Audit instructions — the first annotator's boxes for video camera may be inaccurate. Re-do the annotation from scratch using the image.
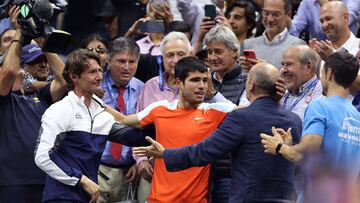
[0,0,71,53]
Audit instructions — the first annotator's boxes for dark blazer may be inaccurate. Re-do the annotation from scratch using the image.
[164,97,302,203]
[211,65,247,179]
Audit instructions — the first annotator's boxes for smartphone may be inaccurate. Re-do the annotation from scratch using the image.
[204,4,216,20]
[139,20,165,33]
[243,50,257,59]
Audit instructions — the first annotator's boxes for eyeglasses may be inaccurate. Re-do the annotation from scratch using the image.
[87,47,108,54]
[262,10,283,18]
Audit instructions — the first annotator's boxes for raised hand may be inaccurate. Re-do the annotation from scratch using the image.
[133,136,164,158]
[239,56,264,73]
[314,40,334,60]
[8,5,20,30]
[273,77,286,102]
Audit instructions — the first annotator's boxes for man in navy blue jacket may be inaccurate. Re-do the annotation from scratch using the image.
[134,62,303,203]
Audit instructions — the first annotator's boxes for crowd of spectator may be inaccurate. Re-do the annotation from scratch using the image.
[0,0,360,203]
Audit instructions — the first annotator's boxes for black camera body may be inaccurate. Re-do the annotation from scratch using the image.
[17,0,50,38]
[0,0,70,53]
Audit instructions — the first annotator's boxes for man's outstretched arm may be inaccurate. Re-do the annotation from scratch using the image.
[107,123,148,147]
[134,110,244,172]
[105,104,140,126]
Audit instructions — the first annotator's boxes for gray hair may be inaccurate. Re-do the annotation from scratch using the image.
[204,25,240,58]
[109,37,140,59]
[297,45,319,73]
[160,31,191,55]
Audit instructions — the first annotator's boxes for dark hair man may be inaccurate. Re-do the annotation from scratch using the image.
[34,49,142,203]
[134,62,302,203]
[225,0,256,43]
[111,56,237,203]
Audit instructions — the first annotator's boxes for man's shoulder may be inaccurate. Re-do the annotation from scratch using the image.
[45,93,73,112]
[282,107,303,124]
[130,77,145,89]
[137,99,175,120]
[198,102,236,113]
[144,76,160,86]
[286,35,307,45]
[244,36,263,47]
[307,97,327,109]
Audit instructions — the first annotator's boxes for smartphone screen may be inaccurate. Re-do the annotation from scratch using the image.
[204,4,216,20]
[139,20,165,33]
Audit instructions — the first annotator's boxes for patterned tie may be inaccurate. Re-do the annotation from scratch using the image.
[110,87,126,160]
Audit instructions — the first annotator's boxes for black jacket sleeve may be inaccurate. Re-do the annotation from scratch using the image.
[107,123,147,147]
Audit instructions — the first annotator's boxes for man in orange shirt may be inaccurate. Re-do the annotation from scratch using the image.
[112,56,236,202]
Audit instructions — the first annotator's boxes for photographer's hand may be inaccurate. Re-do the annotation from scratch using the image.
[124,17,150,38]
[192,17,216,55]
[33,37,45,47]
[215,15,231,29]
[8,5,20,30]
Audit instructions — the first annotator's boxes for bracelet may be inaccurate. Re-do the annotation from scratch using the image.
[275,143,283,155]
[11,39,22,44]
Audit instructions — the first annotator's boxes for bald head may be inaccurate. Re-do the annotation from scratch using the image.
[321,1,348,14]
[320,1,349,42]
[248,62,279,96]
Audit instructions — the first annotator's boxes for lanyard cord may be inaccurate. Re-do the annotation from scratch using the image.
[105,73,131,114]
[282,79,318,111]
[156,56,164,91]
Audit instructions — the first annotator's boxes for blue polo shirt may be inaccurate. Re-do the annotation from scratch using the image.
[0,84,52,186]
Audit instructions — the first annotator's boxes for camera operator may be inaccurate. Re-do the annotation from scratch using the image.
[0,5,66,202]
[0,17,15,55]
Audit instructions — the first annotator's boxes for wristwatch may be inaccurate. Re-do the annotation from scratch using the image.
[275,142,283,155]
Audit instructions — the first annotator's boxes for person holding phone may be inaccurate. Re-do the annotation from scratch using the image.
[240,0,306,71]
[127,0,173,56]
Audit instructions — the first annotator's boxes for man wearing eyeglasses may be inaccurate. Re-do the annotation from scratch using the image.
[240,0,306,71]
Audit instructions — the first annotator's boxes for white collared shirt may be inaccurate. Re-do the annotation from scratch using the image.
[340,32,360,56]
[263,28,289,44]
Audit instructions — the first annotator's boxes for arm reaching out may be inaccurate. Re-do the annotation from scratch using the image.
[105,104,140,126]
[133,136,165,158]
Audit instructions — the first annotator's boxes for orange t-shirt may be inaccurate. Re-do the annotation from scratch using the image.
[138,100,235,203]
